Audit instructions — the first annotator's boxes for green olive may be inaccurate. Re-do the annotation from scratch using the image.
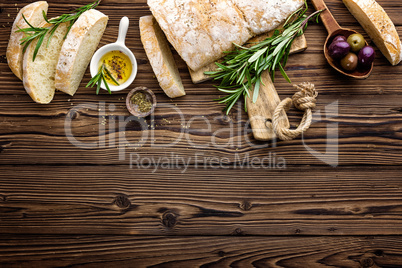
[347,33,365,53]
[341,52,358,71]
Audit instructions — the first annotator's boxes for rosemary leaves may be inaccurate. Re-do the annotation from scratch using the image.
[206,1,323,114]
[86,63,119,95]
[16,0,101,61]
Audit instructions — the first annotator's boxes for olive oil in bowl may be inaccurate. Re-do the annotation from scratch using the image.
[99,50,132,86]
[89,16,138,92]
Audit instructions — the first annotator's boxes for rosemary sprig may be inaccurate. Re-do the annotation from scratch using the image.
[86,63,120,95]
[16,0,101,61]
[206,1,323,114]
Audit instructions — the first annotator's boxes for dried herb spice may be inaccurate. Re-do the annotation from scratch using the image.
[131,91,152,113]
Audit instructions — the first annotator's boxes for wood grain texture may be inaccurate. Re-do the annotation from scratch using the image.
[0,0,402,267]
[0,166,401,236]
[1,235,402,268]
[0,92,401,166]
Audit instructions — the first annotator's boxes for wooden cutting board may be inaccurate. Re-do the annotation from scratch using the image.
[189,33,308,141]
[247,35,308,141]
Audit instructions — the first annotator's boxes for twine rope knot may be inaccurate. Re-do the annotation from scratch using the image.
[272,82,318,141]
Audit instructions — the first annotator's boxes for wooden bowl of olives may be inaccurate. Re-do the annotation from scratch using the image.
[311,0,374,79]
[325,31,374,79]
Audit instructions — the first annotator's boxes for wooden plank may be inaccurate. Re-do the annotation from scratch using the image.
[1,235,402,268]
[0,166,401,235]
[0,131,401,166]
[0,91,400,116]
[0,93,401,166]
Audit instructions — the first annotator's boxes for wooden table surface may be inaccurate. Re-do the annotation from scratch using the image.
[1,0,402,267]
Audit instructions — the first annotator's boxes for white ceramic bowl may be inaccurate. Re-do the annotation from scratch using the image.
[90,16,138,92]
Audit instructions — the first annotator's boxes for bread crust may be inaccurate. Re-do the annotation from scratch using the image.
[7,1,48,80]
[140,15,185,98]
[343,0,402,65]
[148,0,304,71]
[55,9,108,96]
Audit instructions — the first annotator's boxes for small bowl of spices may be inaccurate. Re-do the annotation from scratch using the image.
[126,87,156,117]
[90,16,137,92]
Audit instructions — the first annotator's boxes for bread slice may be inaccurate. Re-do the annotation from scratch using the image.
[140,15,185,98]
[343,0,402,65]
[23,21,69,104]
[7,1,48,80]
[55,9,108,96]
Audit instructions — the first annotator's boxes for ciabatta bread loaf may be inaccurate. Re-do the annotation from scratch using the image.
[55,9,108,96]
[230,0,305,35]
[23,21,69,104]
[7,1,48,80]
[343,0,402,65]
[148,0,304,71]
[140,15,185,98]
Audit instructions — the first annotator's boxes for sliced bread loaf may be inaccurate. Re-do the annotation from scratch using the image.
[343,0,402,65]
[23,21,69,104]
[140,15,185,98]
[55,9,108,96]
[7,1,48,80]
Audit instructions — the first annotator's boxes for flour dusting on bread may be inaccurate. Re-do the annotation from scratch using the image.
[140,15,185,98]
[148,0,304,71]
[55,9,108,96]
[7,1,48,80]
[230,0,304,35]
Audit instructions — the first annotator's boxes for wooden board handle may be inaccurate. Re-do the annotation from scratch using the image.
[247,35,308,141]
[246,73,289,141]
